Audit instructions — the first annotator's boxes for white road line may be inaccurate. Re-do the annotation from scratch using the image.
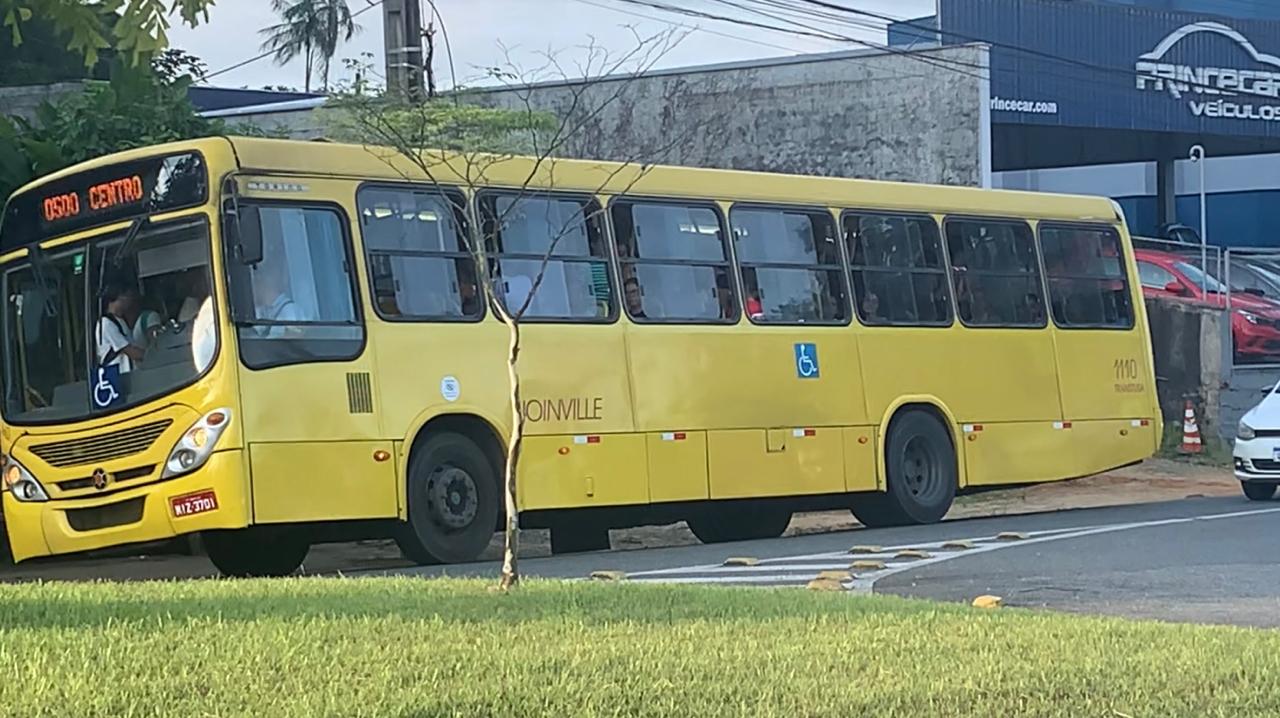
[622,507,1280,591]
[848,505,1280,594]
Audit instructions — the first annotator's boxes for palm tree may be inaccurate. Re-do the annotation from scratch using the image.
[260,0,360,92]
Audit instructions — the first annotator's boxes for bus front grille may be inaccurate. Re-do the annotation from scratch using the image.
[65,497,145,532]
[29,420,173,468]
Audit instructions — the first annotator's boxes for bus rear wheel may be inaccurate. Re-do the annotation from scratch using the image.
[686,502,792,544]
[850,410,956,528]
[396,432,499,565]
[203,527,309,578]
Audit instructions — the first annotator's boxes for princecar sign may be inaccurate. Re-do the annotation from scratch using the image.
[942,0,1280,137]
[1137,22,1280,122]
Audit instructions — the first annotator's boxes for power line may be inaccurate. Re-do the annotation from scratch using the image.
[791,0,1250,96]
[204,0,386,84]
[706,0,991,79]
[568,0,813,55]
[604,0,992,81]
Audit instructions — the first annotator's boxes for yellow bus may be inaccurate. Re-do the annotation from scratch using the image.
[0,137,1161,576]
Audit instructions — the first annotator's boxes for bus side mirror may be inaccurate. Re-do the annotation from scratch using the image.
[231,205,263,265]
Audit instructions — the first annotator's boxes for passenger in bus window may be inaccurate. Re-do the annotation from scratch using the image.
[861,290,883,322]
[623,277,646,319]
[458,273,482,317]
[176,270,210,323]
[252,263,301,338]
[96,282,146,372]
[745,289,764,320]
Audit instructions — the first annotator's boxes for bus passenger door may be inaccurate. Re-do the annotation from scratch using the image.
[1040,224,1158,477]
[229,183,399,524]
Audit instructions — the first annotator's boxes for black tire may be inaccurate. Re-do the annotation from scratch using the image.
[850,410,957,528]
[550,522,611,554]
[395,432,499,565]
[686,502,792,544]
[1242,481,1277,501]
[203,527,309,578]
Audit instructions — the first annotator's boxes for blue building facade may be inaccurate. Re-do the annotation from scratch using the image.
[894,0,1280,246]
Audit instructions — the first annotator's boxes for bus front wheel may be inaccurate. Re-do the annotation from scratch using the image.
[850,410,956,528]
[686,502,792,544]
[396,432,499,565]
[203,527,310,577]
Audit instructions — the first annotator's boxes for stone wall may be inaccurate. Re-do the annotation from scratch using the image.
[473,44,990,186]
[0,82,87,122]
[1144,297,1229,438]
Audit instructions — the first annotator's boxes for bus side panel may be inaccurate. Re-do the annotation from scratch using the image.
[1063,420,1157,478]
[514,324,634,436]
[842,426,879,492]
[647,431,710,503]
[626,326,867,432]
[859,327,1062,428]
[962,422,1073,487]
[250,441,398,522]
[518,434,649,510]
[707,428,844,499]
[1053,329,1157,422]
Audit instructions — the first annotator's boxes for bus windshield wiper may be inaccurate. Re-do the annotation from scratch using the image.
[96,216,149,300]
[110,216,149,269]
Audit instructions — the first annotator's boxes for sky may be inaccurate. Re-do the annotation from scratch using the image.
[168,0,938,92]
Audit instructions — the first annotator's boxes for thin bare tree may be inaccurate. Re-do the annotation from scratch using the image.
[324,28,732,588]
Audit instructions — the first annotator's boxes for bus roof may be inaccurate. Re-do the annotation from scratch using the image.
[8,135,1121,224]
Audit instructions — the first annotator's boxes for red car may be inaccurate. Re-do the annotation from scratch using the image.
[1135,248,1280,361]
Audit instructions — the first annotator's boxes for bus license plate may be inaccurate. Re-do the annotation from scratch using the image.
[170,490,218,518]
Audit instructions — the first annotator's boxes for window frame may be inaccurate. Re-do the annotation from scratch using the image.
[942,214,1048,330]
[1037,221,1136,331]
[609,195,740,326]
[226,199,367,371]
[356,182,485,325]
[729,202,851,327]
[841,208,955,328]
[478,188,618,325]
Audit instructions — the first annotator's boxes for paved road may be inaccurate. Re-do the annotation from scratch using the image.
[377,496,1280,627]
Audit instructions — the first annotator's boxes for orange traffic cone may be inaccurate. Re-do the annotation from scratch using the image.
[1180,400,1203,454]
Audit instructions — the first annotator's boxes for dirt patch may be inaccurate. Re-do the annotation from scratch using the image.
[0,459,1237,582]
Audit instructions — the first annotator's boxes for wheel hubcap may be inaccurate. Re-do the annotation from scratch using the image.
[426,465,478,530]
[902,436,943,503]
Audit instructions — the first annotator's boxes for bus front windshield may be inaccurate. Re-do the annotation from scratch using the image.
[3,217,218,424]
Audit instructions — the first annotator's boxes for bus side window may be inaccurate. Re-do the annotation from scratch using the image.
[845,212,951,326]
[1039,224,1133,329]
[730,206,848,325]
[610,200,737,323]
[357,186,480,322]
[479,191,613,322]
[943,218,1045,328]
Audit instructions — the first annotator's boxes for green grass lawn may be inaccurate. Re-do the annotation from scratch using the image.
[2,577,1278,717]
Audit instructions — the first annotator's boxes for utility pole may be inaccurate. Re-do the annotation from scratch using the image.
[383,0,425,100]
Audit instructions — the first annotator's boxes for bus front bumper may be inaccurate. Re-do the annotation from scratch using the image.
[3,449,250,563]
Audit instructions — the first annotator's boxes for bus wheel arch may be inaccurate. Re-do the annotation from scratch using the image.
[852,401,959,528]
[396,413,507,565]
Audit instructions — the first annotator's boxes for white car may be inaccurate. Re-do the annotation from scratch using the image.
[1234,383,1280,501]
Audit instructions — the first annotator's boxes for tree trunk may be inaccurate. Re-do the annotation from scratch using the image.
[498,318,523,590]
[304,41,313,93]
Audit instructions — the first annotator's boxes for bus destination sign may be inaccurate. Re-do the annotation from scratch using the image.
[0,150,208,255]
[41,175,146,224]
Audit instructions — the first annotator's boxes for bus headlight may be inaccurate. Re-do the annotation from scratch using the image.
[2,458,49,502]
[163,408,232,479]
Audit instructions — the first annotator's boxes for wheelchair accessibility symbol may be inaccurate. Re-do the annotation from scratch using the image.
[93,366,122,409]
[794,343,819,379]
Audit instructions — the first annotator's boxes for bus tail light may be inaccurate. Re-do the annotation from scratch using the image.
[163,408,233,479]
[2,458,48,502]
